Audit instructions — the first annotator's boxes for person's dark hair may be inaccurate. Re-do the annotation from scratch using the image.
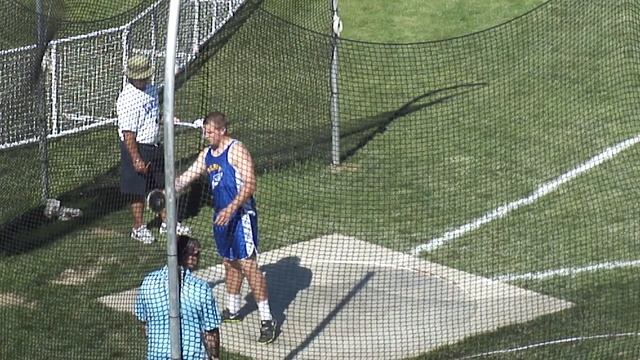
[177,235,201,266]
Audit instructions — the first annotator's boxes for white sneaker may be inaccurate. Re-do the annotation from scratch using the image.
[131,225,155,244]
[160,222,192,236]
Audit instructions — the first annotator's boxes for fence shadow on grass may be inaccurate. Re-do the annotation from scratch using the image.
[0,83,484,256]
[340,82,488,161]
[0,184,125,256]
[0,164,206,256]
[250,82,487,173]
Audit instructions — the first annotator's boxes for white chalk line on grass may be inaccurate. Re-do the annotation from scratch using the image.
[411,134,640,256]
[494,260,640,282]
[459,333,640,359]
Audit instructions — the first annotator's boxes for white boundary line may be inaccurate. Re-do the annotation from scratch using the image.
[411,134,640,255]
[460,333,640,359]
[494,260,640,282]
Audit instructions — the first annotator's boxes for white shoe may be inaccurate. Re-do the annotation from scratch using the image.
[131,225,155,244]
[160,222,192,236]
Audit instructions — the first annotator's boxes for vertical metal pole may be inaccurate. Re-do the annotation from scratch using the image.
[330,0,342,166]
[36,0,50,202]
[192,0,200,55]
[50,45,58,135]
[121,25,131,88]
[164,0,182,359]
[151,11,157,82]
[121,28,130,90]
[212,1,218,35]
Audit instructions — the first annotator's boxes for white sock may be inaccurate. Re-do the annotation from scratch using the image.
[227,293,241,314]
[257,300,272,321]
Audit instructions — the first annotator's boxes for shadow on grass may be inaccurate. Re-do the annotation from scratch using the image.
[251,82,487,171]
[0,164,207,256]
[0,1,270,257]
[340,82,487,161]
[0,82,484,256]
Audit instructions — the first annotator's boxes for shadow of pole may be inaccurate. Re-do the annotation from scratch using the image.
[284,271,375,360]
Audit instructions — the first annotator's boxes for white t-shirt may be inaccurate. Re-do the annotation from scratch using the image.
[116,82,160,144]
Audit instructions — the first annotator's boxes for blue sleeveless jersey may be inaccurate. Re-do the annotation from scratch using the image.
[205,140,258,260]
[205,140,256,214]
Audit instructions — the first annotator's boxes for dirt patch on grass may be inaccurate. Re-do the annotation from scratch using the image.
[329,163,361,173]
[51,256,118,286]
[0,292,37,309]
[89,227,121,237]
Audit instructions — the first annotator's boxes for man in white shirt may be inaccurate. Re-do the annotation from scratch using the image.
[117,54,191,244]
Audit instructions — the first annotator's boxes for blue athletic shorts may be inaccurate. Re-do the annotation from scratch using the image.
[213,211,258,260]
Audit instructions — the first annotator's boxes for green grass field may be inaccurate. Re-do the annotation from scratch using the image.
[340,0,544,42]
[2,0,640,359]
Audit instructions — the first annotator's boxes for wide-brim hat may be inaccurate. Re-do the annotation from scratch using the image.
[126,54,154,80]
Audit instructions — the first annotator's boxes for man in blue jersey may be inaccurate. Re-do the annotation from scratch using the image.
[135,235,221,359]
[174,111,276,344]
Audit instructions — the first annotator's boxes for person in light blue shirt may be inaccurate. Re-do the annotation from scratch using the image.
[135,235,221,359]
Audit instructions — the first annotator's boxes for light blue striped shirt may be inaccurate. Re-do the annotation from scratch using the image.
[135,266,221,360]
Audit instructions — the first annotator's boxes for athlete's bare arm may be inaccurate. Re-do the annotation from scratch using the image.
[175,148,208,193]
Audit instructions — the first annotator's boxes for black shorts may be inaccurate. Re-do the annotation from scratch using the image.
[120,141,165,197]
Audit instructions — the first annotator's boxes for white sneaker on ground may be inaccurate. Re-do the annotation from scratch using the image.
[160,222,192,236]
[131,225,155,244]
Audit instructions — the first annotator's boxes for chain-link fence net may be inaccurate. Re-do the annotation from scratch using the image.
[1,0,640,358]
